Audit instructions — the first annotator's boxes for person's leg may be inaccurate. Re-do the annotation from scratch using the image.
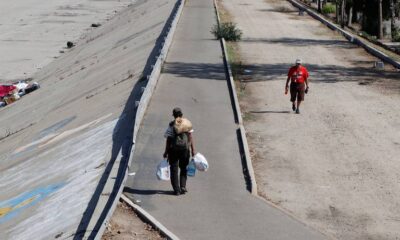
[297,100,302,108]
[290,83,296,111]
[179,150,190,193]
[296,100,302,114]
[169,152,180,195]
[296,84,305,114]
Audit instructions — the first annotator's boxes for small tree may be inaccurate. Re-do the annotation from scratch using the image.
[318,0,322,12]
[340,0,346,28]
[347,0,354,26]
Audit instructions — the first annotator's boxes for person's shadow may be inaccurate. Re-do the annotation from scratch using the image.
[250,110,291,114]
[123,187,174,196]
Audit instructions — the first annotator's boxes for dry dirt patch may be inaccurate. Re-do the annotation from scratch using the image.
[102,200,164,240]
[219,0,400,239]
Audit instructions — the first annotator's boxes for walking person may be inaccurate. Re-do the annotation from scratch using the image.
[163,107,196,196]
[285,59,309,114]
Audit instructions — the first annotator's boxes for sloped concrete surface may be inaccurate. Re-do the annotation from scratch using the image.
[0,0,176,239]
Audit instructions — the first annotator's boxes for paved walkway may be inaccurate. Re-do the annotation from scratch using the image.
[125,0,327,239]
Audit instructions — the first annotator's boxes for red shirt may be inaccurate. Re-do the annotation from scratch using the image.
[288,65,309,84]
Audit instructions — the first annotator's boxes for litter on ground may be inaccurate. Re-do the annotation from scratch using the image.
[0,80,40,107]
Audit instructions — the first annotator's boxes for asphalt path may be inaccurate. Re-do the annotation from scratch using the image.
[125,0,327,239]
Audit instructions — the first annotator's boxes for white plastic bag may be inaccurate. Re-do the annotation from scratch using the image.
[156,159,170,181]
[193,153,208,172]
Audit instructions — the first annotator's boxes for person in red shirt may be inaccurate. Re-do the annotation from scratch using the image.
[285,59,309,114]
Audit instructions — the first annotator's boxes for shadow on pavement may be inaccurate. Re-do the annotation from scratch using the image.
[258,9,299,13]
[241,37,356,49]
[250,110,291,114]
[236,129,252,192]
[237,63,399,83]
[163,62,226,80]
[124,187,174,196]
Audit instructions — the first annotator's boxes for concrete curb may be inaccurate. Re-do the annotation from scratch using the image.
[213,0,258,196]
[120,194,180,240]
[287,0,400,69]
[93,0,185,238]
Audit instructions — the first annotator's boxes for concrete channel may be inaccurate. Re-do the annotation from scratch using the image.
[0,0,179,239]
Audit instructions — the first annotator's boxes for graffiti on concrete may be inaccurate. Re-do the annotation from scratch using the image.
[0,183,65,224]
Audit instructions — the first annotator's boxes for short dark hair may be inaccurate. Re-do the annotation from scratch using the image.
[172,107,183,118]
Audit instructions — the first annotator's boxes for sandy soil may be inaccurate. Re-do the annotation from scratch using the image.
[220,0,400,239]
[102,200,164,240]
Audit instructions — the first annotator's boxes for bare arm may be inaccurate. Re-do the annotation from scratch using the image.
[305,68,309,88]
[285,76,290,88]
[189,132,196,157]
[163,138,171,159]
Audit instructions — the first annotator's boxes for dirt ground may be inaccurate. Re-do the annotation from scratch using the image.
[102,200,164,240]
[220,0,400,239]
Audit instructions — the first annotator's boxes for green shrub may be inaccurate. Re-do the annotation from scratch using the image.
[393,30,400,42]
[322,3,335,14]
[359,31,377,41]
[211,22,242,41]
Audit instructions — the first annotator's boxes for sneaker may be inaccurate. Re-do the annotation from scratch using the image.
[295,108,300,114]
[174,190,181,196]
[180,187,188,194]
[292,104,296,111]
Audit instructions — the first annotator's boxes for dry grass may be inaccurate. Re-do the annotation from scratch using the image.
[216,0,234,23]
[215,0,248,99]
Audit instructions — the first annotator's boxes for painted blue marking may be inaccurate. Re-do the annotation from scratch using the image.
[10,116,76,159]
[36,116,76,140]
[0,182,66,224]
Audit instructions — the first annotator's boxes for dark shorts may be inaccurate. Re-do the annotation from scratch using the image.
[290,82,305,102]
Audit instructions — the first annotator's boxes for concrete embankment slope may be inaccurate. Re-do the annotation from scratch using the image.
[0,0,176,239]
[125,0,327,239]
[0,0,132,81]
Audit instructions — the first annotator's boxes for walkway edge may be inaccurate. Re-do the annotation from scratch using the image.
[288,0,400,69]
[94,0,186,239]
[214,0,258,196]
[121,194,180,240]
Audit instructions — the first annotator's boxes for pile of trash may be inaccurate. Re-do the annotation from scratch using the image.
[0,80,40,107]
